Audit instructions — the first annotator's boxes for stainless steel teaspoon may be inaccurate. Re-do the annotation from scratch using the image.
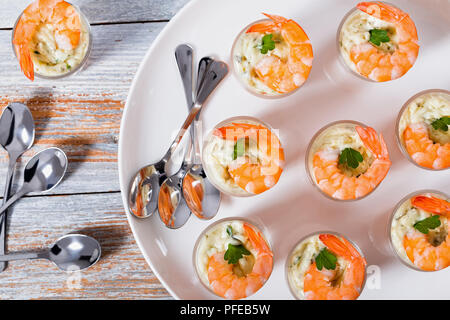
[0,102,35,272]
[0,147,68,215]
[0,234,101,271]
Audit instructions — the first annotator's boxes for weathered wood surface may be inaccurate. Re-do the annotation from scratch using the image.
[0,0,190,29]
[0,0,189,299]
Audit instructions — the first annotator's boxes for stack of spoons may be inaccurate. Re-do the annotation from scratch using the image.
[128,44,229,229]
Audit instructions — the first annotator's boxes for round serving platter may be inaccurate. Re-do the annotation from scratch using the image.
[119,0,450,299]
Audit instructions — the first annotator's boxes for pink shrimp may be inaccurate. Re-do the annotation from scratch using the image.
[207,223,273,300]
[12,0,82,81]
[312,126,391,200]
[403,123,450,170]
[213,122,285,194]
[403,196,450,271]
[349,2,419,82]
[304,234,367,300]
[246,13,313,94]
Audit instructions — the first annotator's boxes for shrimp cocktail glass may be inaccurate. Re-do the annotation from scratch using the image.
[337,1,419,82]
[306,120,391,201]
[231,13,313,98]
[389,190,450,272]
[193,218,273,300]
[12,0,92,81]
[202,116,285,197]
[396,89,450,171]
[286,232,367,300]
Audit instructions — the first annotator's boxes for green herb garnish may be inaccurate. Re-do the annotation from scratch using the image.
[233,138,246,160]
[431,116,450,132]
[226,225,233,237]
[315,248,337,271]
[260,34,276,54]
[369,29,390,46]
[66,63,71,70]
[339,148,364,169]
[414,215,441,234]
[224,243,251,265]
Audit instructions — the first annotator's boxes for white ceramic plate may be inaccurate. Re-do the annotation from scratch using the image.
[119,0,450,299]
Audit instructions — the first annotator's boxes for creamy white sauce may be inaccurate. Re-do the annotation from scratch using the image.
[195,220,267,289]
[390,193,449,266]
[308,123,370,180]
[339,9,397,77]
[287,234,348,299]
[30,11,89,77]
[232,23,289,96]
[398,92,450,144]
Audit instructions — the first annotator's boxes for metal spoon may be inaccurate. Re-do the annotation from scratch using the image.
[0,147,68,215]
[156,44,195,229]
[182,57,221,220]
[0,102,35,272]
[0,234,101,272]
[128,59,228,219]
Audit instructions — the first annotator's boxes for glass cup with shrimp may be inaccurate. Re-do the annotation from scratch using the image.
[231,13,313,98]
[286,231,367,300]
[12,0,92,81]
[306,120,391,201]
[337,1,419,82]
[396,89,450,170]
[193,217,273,300]
[202,116,285,197]
[389,190,450,272]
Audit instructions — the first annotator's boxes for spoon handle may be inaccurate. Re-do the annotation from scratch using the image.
[0,188,27,216]
[0,251,48,262]
[0,159,16,271]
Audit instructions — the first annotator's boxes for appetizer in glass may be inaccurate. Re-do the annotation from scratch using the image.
[202,116,285,197]
[232,13,313,97]
[338,1,419,82]
[194,218,273,299]
[306,121,391,201]
[287,232,366,300]
[12,0,91,80]
[390,191,450,271]
[397,89,450,170]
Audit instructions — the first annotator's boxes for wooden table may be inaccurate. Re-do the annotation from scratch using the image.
[0,0,190,299]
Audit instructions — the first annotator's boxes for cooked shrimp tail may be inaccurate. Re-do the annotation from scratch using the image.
[411,196,450,217]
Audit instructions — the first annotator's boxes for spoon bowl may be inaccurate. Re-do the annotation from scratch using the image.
[0,102,35,272]
[0,234,101,272]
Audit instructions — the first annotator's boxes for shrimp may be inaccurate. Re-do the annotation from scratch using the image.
[312,126,391,200]
[12,0,82,81]
[403,196,450,271]
[246,13,313,93]
[207,223,273,299]
[403,123,450,170]
[158,184,175,228]
[304,234,367,300]
[214,122,285,194]
[349,2,419,82]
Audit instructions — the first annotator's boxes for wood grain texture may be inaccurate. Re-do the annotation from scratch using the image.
[0,193,169,299]
[0,0,190,29]
[0,0,188,299]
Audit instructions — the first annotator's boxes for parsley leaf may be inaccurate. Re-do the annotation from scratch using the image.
[224,243,251,265]
[226,225,233,237]
[414,215,441,234]
[431,116,450,132]
[315,248,337,271]
[339,148,364,169]
[369,29,390,46]
[233,138,246,160]
[260,34,276,54]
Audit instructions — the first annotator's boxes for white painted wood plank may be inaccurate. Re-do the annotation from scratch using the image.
[0,192,170,299]
[0,0,190,29]
[0,22,166,194]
